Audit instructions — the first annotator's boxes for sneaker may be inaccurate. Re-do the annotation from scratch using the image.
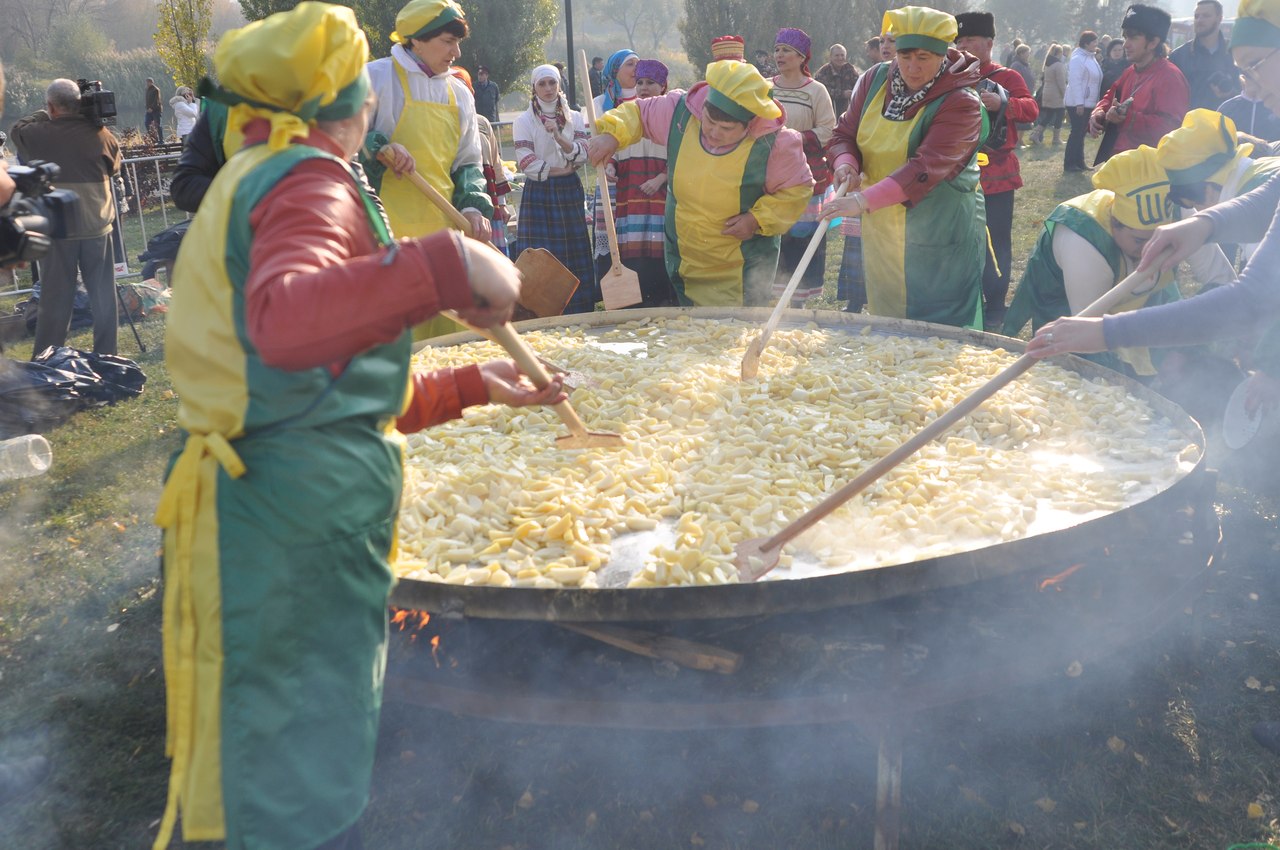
[1253,721,1280,755]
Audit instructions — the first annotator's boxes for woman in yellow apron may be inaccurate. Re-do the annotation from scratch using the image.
[823,6,986,329]
[1004,146,1236,385]
[365,0,492,337]
[151,7,561,848]
[588,60,813,307]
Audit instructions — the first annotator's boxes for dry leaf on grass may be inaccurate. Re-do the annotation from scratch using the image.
[1107,736,1126,754]
[1034,797,1056,813]
[1248,802,1265,819]
[1195,792,1211,804]
[1246,676,1262,690]
[701,793,718,809]
[690,832,705,846]
[517,789,535,809]
[1007,820,1026,836]
[1066,660,1083,678]
[742,800,760,813]
[585,811,598,830]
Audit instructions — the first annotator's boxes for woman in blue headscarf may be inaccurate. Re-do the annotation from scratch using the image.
[591,48,640,286]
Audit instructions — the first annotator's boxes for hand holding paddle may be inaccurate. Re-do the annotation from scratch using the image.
[734,265,1163,582]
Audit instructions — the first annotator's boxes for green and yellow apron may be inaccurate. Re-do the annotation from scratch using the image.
[154,141,411,850]
[664,97,781,307]
[1002,190,1180,377]
[856,64,985,329]
[382,62,463,339]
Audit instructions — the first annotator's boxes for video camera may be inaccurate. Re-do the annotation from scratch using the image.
[77,78,116,128]
[0,161,78,266]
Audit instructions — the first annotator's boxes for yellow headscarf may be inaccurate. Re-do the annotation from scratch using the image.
[882,6,957,55]
[390,0,466,45]
[1092,145,1172,229]
[211,1,370,152]
[1156,108,1253,187]
[1234,0,1280,49]
[704,60,782,122]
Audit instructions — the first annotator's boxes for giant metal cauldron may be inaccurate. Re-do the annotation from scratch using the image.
[391,307,1214,623]
[386,308,1221,850]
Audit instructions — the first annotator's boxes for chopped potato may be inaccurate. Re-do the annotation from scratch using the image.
[397,317,1198,588]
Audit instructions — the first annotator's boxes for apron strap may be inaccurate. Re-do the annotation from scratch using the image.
[152,432,245,850]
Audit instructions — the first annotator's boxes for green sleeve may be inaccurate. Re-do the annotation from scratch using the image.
[358,131,390,194]
[451,163,494,218]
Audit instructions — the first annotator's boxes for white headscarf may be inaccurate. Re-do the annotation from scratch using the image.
[531,64,561,87]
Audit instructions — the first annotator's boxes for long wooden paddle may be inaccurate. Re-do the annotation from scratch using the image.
[579,49,643,310]
[734,266,1163,581]
[384,157,623,449]
[741,179,852,380]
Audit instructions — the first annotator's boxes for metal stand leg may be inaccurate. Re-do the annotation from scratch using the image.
[116,284,146,353]
[874,722,903,850]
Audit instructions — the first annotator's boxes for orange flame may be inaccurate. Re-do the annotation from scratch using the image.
[430,635,441,668]
[390,608,431,631]
[1038,563,1084,592]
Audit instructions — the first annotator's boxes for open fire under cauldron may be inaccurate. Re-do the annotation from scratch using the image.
[386,309,1222,850]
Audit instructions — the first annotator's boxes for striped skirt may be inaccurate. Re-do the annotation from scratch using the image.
[515,172,598,314]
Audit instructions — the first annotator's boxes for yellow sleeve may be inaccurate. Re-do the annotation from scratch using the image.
[749,183,812,237]
[596,101,645,148]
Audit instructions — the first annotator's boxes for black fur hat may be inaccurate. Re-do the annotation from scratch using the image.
[1122,4,1172,42]
[955,12,996,40]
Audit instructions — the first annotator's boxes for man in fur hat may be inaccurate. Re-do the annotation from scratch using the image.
[1089,3,1190,159]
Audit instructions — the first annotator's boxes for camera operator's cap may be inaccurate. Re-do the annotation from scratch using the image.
[211,1,370,151]
[1234,0,1280,49]
[1121,4,1172,42]
[882,6,957,55]
[704,60,782,121]
[954,12,995,40]
[1092,145,1172,229]
[710,35,746,61]
[391,0,465,45]
[1157,109,1251,186]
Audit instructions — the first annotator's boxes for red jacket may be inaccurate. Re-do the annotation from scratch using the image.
[240,123,489,434]
[1091,58,1189,154]
[976,61,1038,194]
[827,49,983,208]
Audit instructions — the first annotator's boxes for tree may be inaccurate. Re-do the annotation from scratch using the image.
[154,0,214,90]
[596,0,645,51]
[636,0,683,54]
[236,0,302,21]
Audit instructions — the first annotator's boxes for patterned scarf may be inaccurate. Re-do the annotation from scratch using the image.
[883,61,946,121]
[531,94,569,131]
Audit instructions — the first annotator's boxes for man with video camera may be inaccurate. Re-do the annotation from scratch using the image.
[10,78,121,356]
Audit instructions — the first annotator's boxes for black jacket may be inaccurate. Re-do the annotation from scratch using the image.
[169,108,387,222]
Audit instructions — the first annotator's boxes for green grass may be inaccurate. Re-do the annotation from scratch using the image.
[3,137,1280,850]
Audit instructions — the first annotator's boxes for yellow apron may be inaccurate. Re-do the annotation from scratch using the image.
[381,62,463,339]
[669,115,771,306]
[855,71,985,329]
[858,86,926,320]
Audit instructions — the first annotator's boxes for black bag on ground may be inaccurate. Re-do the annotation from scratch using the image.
[138,219,190,279]
[33,346,146,405]
[0,358,84,437]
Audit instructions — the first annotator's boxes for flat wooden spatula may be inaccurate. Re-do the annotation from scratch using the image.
[579,49,643,310]
[735,267,1162,581]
